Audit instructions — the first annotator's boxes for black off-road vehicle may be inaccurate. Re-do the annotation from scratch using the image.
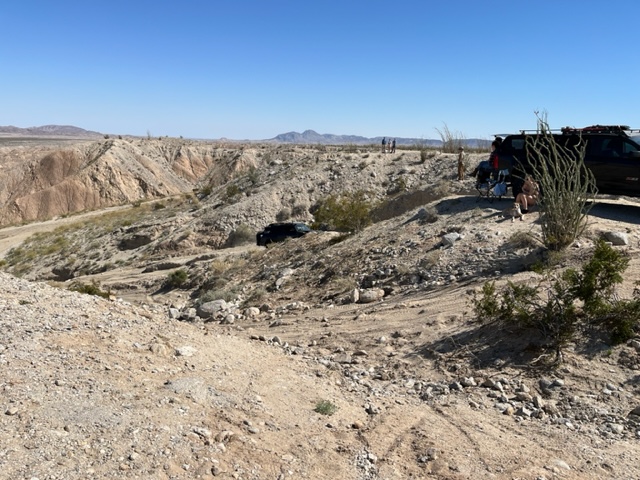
[497,125,640,198]
[256,222,311,246]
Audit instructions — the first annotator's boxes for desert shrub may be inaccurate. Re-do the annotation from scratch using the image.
[225,184,241,200]
[525,113,596,250]
[435,123,465,153]
[419,250,441,270]
[198,287,239,303]
[474,240,639,360]
[291,203,308,218]
[386,177,407,195]
[508,231,540,250]
[68,281,110,299]
[247,167,260,185]
[166,269,188,288]
[209,260,230,276]
[314,400,338,416]
[226,224,254,247]
[276,207,291,222]
[430,180,451,199]
[198,184,213,196]
[244,287,268,306]
[329,276,356,293]
[312,190,376,233]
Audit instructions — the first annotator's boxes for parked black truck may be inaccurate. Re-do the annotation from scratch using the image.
[496,125,640,198]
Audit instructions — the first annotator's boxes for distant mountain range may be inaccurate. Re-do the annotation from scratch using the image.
[0,125,103,138]
[267,129,489,148]
[0,125,487,147]
[268,129,441,146]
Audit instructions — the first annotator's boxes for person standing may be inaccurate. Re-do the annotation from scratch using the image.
[457,146,466,180]
[391,138,396,153]
[381,137,387,153]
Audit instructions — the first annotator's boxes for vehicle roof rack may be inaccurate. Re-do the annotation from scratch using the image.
[561,125,631,135]
[516,125,640,136]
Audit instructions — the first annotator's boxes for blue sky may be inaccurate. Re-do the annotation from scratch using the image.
[1,0,638,141]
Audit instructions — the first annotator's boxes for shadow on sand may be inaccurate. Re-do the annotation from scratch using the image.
[588,198,640,225]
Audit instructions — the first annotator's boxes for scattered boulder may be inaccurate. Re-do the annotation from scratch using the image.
[442,232,460,247]
[196,300,229,319]
[357,288,385,304]
[604,231,629,246]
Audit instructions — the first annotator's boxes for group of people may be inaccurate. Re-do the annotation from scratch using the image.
[381,137,396,153]
[468,136,540,215]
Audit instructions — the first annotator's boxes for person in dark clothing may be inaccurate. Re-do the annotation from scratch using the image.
[489,137,503,178]
[381,137,387,153]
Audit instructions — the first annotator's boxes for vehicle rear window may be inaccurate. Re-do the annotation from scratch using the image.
[502,137,525,153]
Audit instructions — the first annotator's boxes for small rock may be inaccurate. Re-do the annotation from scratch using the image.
[175,346,197,357]
[608,423,624,434]
[503,405,515,416]
[441,232,461,247]
[461,377,476,387]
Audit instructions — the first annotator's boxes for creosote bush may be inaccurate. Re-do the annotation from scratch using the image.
[312,190,376,233]
[314,400,338,416]
[68,281,110,299]
[166,269,188,288]
[473,240,639,361]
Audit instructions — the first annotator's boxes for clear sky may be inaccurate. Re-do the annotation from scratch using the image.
[1,0,638,141]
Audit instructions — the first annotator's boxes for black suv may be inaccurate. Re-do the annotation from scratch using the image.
[256,222,312,246]
[497,125,640,198]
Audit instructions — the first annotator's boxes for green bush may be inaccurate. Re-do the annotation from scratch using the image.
[69,281,110,299]
[198,287,239,303]
[473,240,639,359]
[314,400,338,416]
[312,190,375,233]
[166,269,188,288]
[225,184,241,200]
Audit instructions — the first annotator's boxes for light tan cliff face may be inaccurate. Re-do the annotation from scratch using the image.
[0,139,230,225]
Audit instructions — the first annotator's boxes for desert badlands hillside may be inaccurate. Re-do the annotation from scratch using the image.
[0,137,639,479]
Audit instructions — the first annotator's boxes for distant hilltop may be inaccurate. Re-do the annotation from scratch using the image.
[0,125,103,138]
